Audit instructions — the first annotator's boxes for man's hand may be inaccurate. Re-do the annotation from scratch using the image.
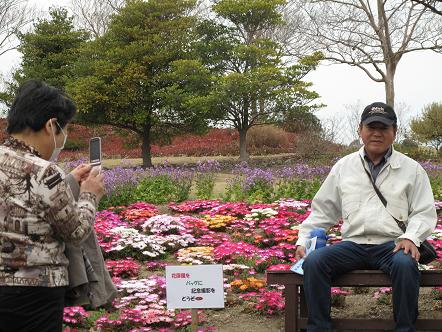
[70,164,92,183]
[393,239,420,262]
[295,246,306,261]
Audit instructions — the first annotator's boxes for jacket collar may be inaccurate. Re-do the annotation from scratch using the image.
[358,145,400,169]
[2,136,42,158]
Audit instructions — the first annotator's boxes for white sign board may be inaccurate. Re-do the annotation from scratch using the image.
[166,264,224,309]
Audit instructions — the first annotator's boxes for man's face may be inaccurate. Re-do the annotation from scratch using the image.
[359,122,396,157]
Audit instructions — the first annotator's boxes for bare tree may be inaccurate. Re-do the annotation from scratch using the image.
[393,101,412,143]
[0,0,33,56]
[69,0,125,39]
[343,100,365,143]
[315,115,349,145]
[411,0,442,15]
[290,0,442,107]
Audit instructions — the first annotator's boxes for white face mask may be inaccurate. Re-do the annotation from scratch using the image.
[49,121,67,162]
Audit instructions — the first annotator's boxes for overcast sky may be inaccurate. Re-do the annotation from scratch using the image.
[1,0,441,143]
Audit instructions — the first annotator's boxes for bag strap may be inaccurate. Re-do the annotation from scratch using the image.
[359,156,407,233]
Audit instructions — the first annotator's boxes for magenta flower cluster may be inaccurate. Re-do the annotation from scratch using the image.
[61,198,442,330]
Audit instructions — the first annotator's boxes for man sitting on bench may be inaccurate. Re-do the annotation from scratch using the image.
[295,102,437,332]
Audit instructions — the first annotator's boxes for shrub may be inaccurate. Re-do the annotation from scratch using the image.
[64,138,87,151]
[134,166,194,204]
[295,132,343,162]
[246,125,291,149]
[246,178,274,203]
[153,128,239,156]
[99,184,137,210]
[136,175,179,204]
[274,177,322,200]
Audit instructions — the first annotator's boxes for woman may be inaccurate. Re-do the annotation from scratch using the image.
[0,80,104,332]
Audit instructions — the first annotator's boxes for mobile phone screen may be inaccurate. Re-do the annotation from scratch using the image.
[89,137,101,165]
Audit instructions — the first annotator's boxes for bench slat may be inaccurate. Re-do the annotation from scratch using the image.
[267,270,442,287]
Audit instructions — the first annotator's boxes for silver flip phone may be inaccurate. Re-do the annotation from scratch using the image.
[89,137,102,167]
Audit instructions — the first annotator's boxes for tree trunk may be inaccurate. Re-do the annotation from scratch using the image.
[385,64,396,108]
[238,128,249,161]
[141,126,152,168]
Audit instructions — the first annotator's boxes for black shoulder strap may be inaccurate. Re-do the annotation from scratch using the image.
[359,156,406,233]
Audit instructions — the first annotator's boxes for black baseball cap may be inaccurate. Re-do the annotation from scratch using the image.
[361,102,397,126]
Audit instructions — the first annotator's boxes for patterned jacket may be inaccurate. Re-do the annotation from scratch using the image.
[0,137,97,287]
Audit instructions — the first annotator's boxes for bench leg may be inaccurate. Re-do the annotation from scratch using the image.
[300,286,307,317]
[285,284,298,332]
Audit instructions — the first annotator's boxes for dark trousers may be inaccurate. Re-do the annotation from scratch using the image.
[302,241,420,332]
[0,286,66,332]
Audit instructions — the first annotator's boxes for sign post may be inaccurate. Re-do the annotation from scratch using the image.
[191,308,198,332]
[166,264,224,330]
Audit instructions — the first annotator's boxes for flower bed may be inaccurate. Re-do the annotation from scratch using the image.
[63,199,442,331]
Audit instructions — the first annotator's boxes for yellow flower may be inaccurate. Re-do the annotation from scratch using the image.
[239,284,248,291]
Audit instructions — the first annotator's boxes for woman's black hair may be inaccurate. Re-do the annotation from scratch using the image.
[7,80,77,134]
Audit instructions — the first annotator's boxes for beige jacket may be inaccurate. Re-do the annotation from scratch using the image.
[0,137,96,287]
[296,147,437,248]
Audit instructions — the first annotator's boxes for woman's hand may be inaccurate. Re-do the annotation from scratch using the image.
[70,164,92,184]
[80,167,105,201]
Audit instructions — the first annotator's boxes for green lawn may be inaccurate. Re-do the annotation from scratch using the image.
[101,153,297,168]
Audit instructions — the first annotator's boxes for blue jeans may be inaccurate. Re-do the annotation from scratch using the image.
[302,241,420,332]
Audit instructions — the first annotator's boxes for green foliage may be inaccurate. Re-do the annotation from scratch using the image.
[174,175,194,202]
[223,180,247,202]
[376,293,392,306]
[0,7,89,105]
[431,288,442,301]
[280,107,322,133]
[98,184,136,210]
[330,294,347,308]
[430,176,442,201]
[246,179,274,203]
[135,174,192,204]
[135,175,178,205]
[213,0,286,29]
[67,0,216,167]
[393,143,441,160]
[223,174,322,202]
[195,173,217,199]
[410,102,442,151]
[274,177,322,200]
[64,138,87,151]
[224,173,274,203]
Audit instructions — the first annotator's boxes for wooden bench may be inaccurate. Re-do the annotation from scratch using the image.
[266,269,442,331]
